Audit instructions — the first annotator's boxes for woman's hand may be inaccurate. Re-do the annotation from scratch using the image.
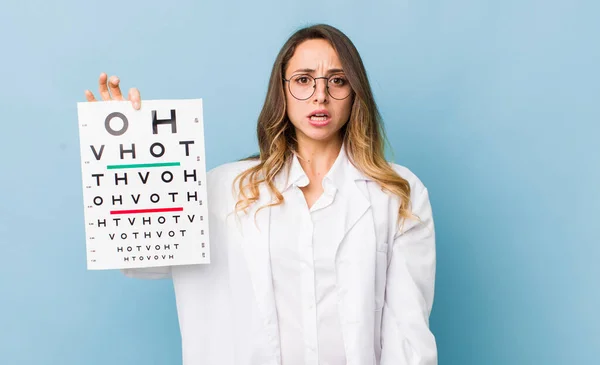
[84,72,142,110]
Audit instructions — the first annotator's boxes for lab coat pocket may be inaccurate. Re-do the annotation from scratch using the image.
[374,241,389,311]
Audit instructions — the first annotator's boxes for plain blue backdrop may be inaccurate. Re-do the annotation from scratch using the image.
[1,0,598,364]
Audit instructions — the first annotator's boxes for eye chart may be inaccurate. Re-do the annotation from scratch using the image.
[77,99,210,270]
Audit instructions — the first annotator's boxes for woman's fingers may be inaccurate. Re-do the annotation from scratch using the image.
[84,89,97,102]
[109,75,124,100]
[88,73,140,109]
[98,73,111,100]
[128,87,142,110]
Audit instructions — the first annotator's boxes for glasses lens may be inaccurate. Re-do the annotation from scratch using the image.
[327,74,352,100]
[289,74,315,100]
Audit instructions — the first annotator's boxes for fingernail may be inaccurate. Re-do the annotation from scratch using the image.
[134,102,140,109]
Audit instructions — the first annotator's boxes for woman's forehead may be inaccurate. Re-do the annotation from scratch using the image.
[287,39,343,73]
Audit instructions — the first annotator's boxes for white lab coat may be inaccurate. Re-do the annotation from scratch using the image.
[122,158,437,365]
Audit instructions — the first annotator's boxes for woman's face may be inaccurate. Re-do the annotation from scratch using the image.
[284,39,353,146]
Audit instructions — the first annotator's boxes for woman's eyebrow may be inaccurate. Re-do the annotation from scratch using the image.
[290,68,345,74]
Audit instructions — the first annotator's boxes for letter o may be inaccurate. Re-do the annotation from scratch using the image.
[150,143,165,158]
[169,231,175,237]
[104,112,129,136]
[161,171,173,183]
[158,216,166,224]
[155,245,161,250]
[121,233,127,239]
[151,194,160,203]
[93,196,103,206]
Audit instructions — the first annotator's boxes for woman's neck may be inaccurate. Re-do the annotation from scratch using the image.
[295,135,343,178]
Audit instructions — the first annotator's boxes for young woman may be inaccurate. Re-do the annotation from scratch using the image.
[85,24,437,365]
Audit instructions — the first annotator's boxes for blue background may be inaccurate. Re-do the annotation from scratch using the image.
[1,0,598,364]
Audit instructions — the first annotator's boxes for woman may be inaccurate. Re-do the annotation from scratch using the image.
[85,24,437,365]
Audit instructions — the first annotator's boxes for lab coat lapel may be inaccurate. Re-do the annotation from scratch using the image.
[238,184,280,343]
[332,163,372,257]
[335,179,378,365]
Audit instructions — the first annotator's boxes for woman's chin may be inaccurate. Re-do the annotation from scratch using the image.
[299,130,341,144]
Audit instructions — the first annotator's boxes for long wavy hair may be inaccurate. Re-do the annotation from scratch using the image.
[233,24,413,221]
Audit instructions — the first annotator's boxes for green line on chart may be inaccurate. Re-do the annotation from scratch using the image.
[107,162,181,169]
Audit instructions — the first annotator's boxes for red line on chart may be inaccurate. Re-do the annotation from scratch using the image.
[110,207,184,215]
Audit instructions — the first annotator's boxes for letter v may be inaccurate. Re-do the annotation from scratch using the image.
[138,172,150,184]
[90,145,105,160]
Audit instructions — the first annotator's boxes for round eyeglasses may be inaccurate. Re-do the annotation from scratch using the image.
[283,74,353,100]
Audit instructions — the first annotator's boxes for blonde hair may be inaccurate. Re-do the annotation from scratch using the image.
[233,24,413,221]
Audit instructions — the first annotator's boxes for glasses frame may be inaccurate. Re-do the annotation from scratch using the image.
[282,74,353,101]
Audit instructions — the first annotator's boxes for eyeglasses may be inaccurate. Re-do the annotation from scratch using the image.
[283,74,353,100]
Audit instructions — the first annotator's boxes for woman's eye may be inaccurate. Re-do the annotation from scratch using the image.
[296,76,310,84]
[330,77,346,86]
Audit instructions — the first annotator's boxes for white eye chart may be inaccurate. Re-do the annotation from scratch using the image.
[76,99,210,270]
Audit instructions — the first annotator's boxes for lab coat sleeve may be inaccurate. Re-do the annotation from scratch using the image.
[380,187,437,365]
[120,266,171,279]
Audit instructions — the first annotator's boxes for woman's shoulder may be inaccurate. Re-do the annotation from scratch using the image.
[207,158,259,185]
[204,159,259,213]
[387,162,429,198]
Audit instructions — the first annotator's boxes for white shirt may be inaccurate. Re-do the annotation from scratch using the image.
[269,147,350,365]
